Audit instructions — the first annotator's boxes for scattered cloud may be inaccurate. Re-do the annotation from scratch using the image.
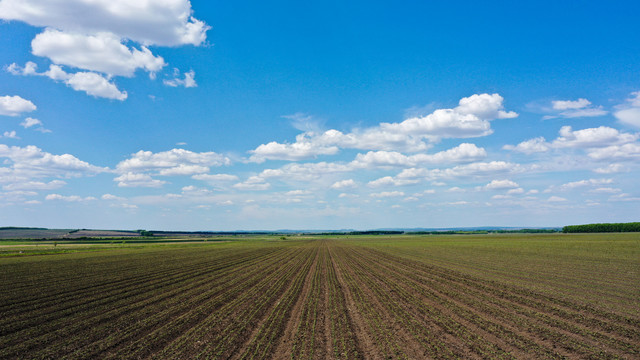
[163,69,197,88]
[483,179,519,190]
[370,191,405,198]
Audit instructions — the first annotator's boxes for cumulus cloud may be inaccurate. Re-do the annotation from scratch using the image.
[0,95,36,116]
[233,176,271,191]
[614,91,640,128]
[114,172,166,188]
[2,131,19,139]
[249,93,515,160]
[330,179,357,189]
[544,98,607,119]
[8,62,127,100]
[31,29,166,77]
[0,144,106,182]
[0,0,210,46]
[66,71,128,100]
[163,69,197,88]
[553,126,638,149]
[116,148,230,174]
[483,179,519,190]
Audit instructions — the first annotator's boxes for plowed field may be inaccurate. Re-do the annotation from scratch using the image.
[1,234,638,359]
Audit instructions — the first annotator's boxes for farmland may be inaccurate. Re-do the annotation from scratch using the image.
[0,233,638,359]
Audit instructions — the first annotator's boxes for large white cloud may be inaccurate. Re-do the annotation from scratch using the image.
[31,29,166,77]
[250,93,516,161]
[0,0,209,46]
[0,95,37,116]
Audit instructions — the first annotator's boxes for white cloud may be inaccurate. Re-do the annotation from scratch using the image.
[382,93,517,138]
[21,117,41,128]
[1,0,209,98]
[0,95,36,116]
[31,29,166,77]
[614,91,640,128]
[589,187,621,194]
[351,143,487,168]
[9,62,128,100]
[249,93,515,160]
[552,98,591,110]
[158,164,209,176]
[116,148,230,175]
[556,178,613,191]
[553,126,637,149]
[505,126,640,160]
[330,179,357,189]
[0,0,210,47]
[192,173,239,182]
[163,69,197,88]
[114,172,166,188]
[593,164,626,174]
[233,176,271,191]
[587,143,640,161]
[45,193,96,202]
[545,98,607,119]
[502,137,550,154]
[66,71,128,100]
[370,191,405,198]
[3,180,65,191]
[483,179,519,190]
[367,176,419,187]
[2,131,19,139]
[101,193,123,200]
[0,144,106,181]
[547,196,567,202]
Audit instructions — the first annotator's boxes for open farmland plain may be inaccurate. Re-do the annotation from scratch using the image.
[0,233,638,359]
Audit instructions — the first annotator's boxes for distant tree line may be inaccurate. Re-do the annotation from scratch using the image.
[562,222,640,233]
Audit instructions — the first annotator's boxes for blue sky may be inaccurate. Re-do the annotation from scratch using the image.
[1,0,639,230]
